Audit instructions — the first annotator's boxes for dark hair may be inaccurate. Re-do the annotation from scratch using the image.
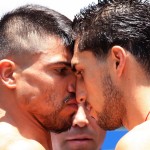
[73,0,150,73]
[0,4,74,59]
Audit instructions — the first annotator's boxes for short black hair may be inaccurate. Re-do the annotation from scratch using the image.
[73,0,150,73]
[0,4,74,59]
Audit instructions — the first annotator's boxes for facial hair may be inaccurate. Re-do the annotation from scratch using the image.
[41,92,76,133]
[41,108,74,133]
[97,74,126,130]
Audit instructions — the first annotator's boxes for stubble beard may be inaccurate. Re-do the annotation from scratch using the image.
[42,92,76,133]
[97,74,126,130]
[44,109,74,133]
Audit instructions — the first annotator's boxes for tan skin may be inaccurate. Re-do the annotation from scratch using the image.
[51,103,106,150]
[0,36,78,150]
[72,39,150,150]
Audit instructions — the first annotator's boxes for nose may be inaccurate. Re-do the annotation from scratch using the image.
[76,78,87,104]
[73,103,89,127]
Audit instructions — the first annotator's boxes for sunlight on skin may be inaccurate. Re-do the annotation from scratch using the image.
[0,108,6,118]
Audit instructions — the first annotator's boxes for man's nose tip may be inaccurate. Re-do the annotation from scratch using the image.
[73,103,89,127]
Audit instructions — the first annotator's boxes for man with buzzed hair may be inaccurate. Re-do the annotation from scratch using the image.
[0,4,77,150]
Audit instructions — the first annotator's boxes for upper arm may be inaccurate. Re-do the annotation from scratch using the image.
[116,138,150,150]
[115,138,130,150]
[115,125,150,150]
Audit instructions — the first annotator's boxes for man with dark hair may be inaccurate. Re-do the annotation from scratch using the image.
[0,4,77,150]
[72,0,150,149]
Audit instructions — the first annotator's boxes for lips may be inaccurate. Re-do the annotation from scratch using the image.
[66,134,93,141]
[65,98,78,111]
[66,98,77,105]
[67,138,92,141]
[64,94,78,106]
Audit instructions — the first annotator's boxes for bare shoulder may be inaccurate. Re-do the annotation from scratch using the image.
[0,122,45,150]
[6,139,45,150]
[115,121,150,150]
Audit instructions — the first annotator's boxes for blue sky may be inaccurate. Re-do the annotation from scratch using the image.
[0,0,97,20]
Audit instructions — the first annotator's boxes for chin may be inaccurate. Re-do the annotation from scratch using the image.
[65,140,97,150]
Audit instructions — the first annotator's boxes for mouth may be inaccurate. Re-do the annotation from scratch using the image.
[66,98,77,105]
[66,136,93,145]
[67,134,93,141]
[68,138,92,141]
[64,94,78,107]
[64,94,76,103]
[66,99,78,110]
[65,138,94,149]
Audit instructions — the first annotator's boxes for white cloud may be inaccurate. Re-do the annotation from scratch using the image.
[0,0,97,20]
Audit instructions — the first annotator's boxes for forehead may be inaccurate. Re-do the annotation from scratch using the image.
[14,35,72,68]
[39,36,72,61]
[41,35,69,52]
[72,39,97,65]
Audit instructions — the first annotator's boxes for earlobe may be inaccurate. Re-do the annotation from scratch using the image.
[111,46,126,77]
[0,59,16,89]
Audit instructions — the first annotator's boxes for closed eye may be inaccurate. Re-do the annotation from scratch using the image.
[55,66,72,76]
[56,67,67,73]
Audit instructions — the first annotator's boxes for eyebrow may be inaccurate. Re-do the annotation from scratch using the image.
[48,61,71,67]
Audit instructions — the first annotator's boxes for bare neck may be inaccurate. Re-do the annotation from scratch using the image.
[122,85,150,130]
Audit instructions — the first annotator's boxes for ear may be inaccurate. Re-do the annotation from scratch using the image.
[0,59,17,89]
[110,46,127,77]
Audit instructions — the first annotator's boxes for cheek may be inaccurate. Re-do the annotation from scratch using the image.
[86,78,104,112]
[16,72,68,118]
[49,91,64,109]
[26,90,64,117]
[87,86,98,103]
[18,79,61,108]
[97,129,106,145]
